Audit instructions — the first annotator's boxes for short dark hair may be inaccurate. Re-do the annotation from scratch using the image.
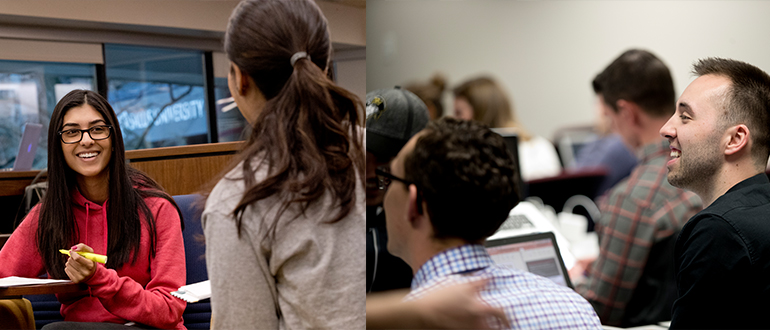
[693,57,770,167]
[593,49,675,118]
[402,117,520,242]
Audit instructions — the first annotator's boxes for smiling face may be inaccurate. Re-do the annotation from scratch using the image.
[61,104,112,183]
[660,74,731,191]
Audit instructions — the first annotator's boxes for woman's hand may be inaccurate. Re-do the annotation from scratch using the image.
[64,243,96,283]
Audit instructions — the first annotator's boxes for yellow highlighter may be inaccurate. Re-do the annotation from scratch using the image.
[59,249,108,264]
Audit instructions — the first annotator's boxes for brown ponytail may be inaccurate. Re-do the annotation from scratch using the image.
[224,0,364,238]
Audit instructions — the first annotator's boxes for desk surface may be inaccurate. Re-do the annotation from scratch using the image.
[0,282,86,298]
[125,141,243,161]
[0,170,46,197]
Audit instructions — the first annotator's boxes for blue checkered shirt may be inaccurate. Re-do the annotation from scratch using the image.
[405,244,602,329]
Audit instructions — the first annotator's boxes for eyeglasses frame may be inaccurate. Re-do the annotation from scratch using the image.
[375,166,414,190]
[374,166,424,214]
[58,125,113,144]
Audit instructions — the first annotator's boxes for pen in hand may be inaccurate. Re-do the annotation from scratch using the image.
[59,249,108,264]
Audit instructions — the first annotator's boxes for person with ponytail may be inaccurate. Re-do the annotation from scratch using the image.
[201,0,365,329]
[0,89,187,329]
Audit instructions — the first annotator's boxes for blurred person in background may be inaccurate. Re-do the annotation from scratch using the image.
[405,73,447,120]
[569,97,638,197]
[575,49,702,327]
[453,76,561,181]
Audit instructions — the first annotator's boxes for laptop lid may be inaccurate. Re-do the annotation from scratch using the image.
[490,128,524,199]
[12,123,43,171]
[485,231,573,289]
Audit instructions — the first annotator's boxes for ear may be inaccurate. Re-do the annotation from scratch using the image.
[230,63,249,96]
[724,124,750,156]
[616,99,642,127]
[407,184,423,228]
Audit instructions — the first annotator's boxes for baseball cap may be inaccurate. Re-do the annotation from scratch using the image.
[366,87,430,161]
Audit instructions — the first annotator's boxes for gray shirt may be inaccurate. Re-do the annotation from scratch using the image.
[203,159,365,329]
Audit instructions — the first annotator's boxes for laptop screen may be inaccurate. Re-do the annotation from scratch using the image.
[485,232,573,289]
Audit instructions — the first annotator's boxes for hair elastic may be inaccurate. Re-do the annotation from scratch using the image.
[290,52,310,66]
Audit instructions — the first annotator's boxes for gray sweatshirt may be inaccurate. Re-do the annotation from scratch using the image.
[202,159,365,329]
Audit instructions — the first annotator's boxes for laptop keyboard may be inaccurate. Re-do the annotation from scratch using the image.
[499,214,535,230]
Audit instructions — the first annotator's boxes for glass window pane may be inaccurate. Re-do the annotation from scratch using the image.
[214,77,248,142]
[0,60,96,170]
[105,44,209,150]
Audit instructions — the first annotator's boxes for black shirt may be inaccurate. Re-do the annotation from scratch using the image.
[671,173,770,329]
[366,206,413,292]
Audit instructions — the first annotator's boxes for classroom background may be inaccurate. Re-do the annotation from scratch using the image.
[366,0,770,140]
[0,0,365,171]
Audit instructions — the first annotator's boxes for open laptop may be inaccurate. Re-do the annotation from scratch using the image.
[489,200,576,267]
[485,231,574,289]
[10,123,43,171]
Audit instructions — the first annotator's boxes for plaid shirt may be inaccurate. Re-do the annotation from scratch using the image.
[577,139,702,325]
[405,244,601,329]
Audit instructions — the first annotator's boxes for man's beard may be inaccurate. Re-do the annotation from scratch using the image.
[667,135,721,192]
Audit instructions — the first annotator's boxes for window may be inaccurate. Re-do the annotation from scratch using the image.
[213,76,248,142]
[0,61,96,170]
[211,52,248,143]
[105,44,209,150]
[0,45,267,169]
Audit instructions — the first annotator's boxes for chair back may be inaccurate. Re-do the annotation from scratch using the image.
[526,168,608,231]
[174,194,211,329]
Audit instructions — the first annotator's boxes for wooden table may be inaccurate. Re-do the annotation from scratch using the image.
[0,282,85,330]
[0,170,46,197]
[0,282,86,299]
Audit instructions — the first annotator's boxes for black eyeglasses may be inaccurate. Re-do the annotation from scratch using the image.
[375,166,414,190]
[58,125,113,144]
[375,166,424,213]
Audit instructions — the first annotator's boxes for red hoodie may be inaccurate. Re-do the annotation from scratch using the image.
[0,189,187,329]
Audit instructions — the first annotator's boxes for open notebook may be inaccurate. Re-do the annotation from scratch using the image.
[0,276,71,287]
[171,280,210,303]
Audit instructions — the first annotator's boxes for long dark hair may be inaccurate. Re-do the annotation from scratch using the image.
[225,0,365,238]
[37,89,181,279]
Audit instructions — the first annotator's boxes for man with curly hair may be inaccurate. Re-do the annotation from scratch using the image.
[379,117,601,328]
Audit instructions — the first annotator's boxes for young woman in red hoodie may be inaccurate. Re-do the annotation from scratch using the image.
[0,89,187,329]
